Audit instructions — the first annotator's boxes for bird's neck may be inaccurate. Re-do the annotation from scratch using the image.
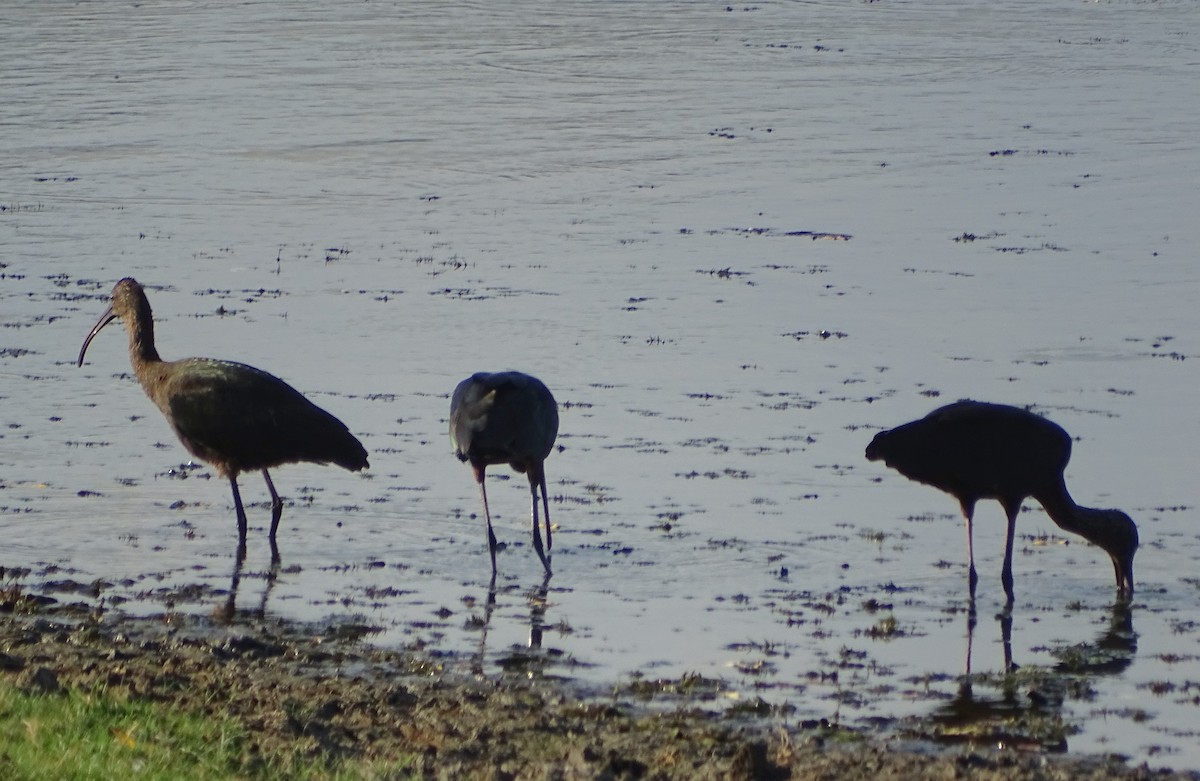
[126,301,163,372]
[1037,480,1117,549]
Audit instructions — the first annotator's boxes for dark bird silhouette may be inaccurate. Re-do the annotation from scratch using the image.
[865,400,1137,605]
[78,278,368,562]
[450,371,559,575]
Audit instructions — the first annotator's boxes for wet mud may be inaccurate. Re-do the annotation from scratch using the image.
[4,587,1198,781]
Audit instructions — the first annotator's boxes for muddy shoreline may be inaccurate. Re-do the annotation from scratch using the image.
[1,582,1192,781]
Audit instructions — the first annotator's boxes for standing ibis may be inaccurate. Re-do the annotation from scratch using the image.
[77,278,368,561]
[865,400,1137,605]
[450,371,559,575]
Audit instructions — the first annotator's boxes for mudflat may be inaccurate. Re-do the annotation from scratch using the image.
[2,585,1192,781]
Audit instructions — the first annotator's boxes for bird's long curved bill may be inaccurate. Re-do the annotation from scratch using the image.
[77,305,117,367]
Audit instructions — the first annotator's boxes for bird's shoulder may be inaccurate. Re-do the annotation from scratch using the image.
[159,358,319,420]
[909,401,1074,477]
[165,358,298,394]
[928,400,1068,440]
[453,372,554,414]
[455,370,533,393]
[925,399,1019,423]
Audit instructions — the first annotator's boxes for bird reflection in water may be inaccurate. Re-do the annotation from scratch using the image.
[470,575,555,677]
[216,555,281,623]
[527,578,550,651]
[934,602,1137,752]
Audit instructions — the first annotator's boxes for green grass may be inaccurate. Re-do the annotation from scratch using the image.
[0,681,409,781]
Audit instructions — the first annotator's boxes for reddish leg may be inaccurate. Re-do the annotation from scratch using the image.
[474,464,498,573]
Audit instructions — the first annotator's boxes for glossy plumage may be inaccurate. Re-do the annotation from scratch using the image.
[78,278,368,560]
[866,400,1137,604]
[450,371,559,575]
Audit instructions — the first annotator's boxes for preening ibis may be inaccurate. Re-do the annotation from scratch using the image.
[77,278,368,561]
[865,400,1137,604]
[450,371,559,575]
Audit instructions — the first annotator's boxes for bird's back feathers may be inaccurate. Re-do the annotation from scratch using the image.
[450,371,558,470]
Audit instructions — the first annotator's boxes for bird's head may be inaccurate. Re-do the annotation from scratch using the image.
[1098,508,1138,600]
[77,278,148,367]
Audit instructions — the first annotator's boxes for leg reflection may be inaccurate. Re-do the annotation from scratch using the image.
[216,549,280,623]
[217,555,244,623]
[469,575,555,674]
[999,610,1015,672]
[963,607,1017,677]
[471,574,499,675]
[528,575,550,650]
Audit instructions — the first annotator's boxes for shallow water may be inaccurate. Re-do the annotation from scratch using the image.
[3,0,1199,767]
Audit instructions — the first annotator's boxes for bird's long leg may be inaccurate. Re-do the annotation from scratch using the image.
[537,463,553,553]
[263,469,283,544]
[960,499,979,608]
[527,465,552,576]
[474,464,498,574]
[1000,500,1020,609]
[229,476,248,564]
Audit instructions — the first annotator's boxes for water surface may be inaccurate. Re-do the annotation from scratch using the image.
[3,0,1199,767]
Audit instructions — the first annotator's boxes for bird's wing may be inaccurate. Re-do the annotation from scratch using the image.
[449,377,497,459]
[450,373,559,463]
[162,359,365,473]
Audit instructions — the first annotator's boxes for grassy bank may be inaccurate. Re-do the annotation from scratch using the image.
[0,680,407,780]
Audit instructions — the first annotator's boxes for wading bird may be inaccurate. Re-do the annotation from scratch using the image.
[450,371,559,575]
[78,278,368,561]
[865,400,1136,605]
